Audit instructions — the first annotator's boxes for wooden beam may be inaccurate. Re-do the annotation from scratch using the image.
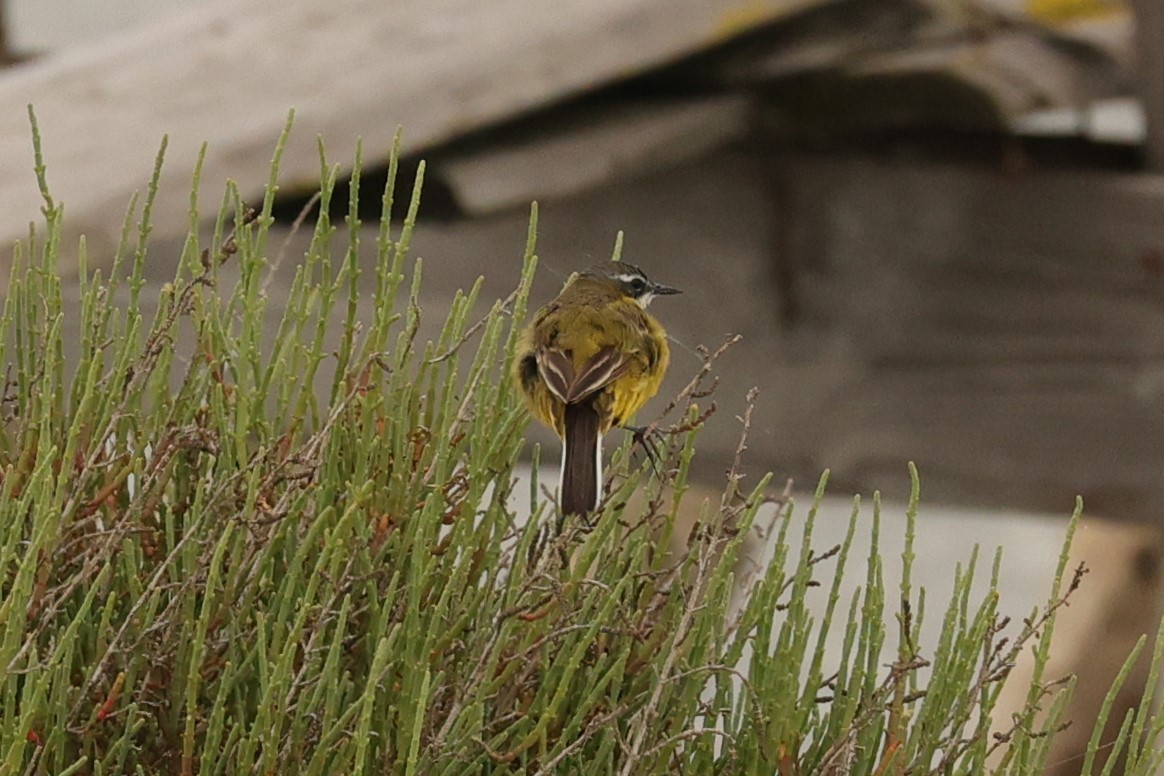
[434,96,749,216]
[0,0,820,271]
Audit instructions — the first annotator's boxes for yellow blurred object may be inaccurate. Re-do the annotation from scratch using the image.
[1025,0,1128,24]
[714,2,787,41]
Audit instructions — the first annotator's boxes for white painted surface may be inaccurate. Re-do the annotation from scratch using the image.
[9,0,205,51]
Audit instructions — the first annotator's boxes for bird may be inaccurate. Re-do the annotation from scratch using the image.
[514,261,679,515]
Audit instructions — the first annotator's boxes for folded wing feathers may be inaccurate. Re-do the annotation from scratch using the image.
[536,348,574,404]
[566,346,629,403]
[536,345,630,405]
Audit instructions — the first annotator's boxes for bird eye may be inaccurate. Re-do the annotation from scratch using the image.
[629,277,646,294]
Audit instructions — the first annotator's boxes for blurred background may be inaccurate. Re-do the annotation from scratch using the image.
[1,1,1161,772]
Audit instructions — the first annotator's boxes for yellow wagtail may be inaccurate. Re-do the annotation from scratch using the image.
[514,262,679,514]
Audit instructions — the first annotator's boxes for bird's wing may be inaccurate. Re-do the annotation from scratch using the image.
[565,346,631,404]
[536,345,631,405]
[535,347,575,404]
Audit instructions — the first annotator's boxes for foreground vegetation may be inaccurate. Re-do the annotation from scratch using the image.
[1,110,1163,774]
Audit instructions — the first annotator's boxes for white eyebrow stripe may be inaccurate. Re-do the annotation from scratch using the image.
[615,274,644,284]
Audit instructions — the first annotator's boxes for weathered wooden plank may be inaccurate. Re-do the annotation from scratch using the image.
[0,0,822,268]
[763,153,1164,519]
[967,0,1132,51]
[700,0,1127,135]
[851,31,1119,117]
[434,96,749,216]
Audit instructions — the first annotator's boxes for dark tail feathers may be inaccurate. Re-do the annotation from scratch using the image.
[561,402,602,515]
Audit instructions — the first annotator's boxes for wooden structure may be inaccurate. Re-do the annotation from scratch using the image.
[0,0,1134,266]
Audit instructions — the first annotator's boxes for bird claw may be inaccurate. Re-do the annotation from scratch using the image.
[625,423,664,475]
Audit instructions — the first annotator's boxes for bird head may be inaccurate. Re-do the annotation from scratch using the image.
[580,262,681,309]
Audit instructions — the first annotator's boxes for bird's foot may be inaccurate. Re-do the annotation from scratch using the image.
[624,423,665,475]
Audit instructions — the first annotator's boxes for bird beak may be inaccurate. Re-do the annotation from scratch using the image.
[651,282,681,296]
